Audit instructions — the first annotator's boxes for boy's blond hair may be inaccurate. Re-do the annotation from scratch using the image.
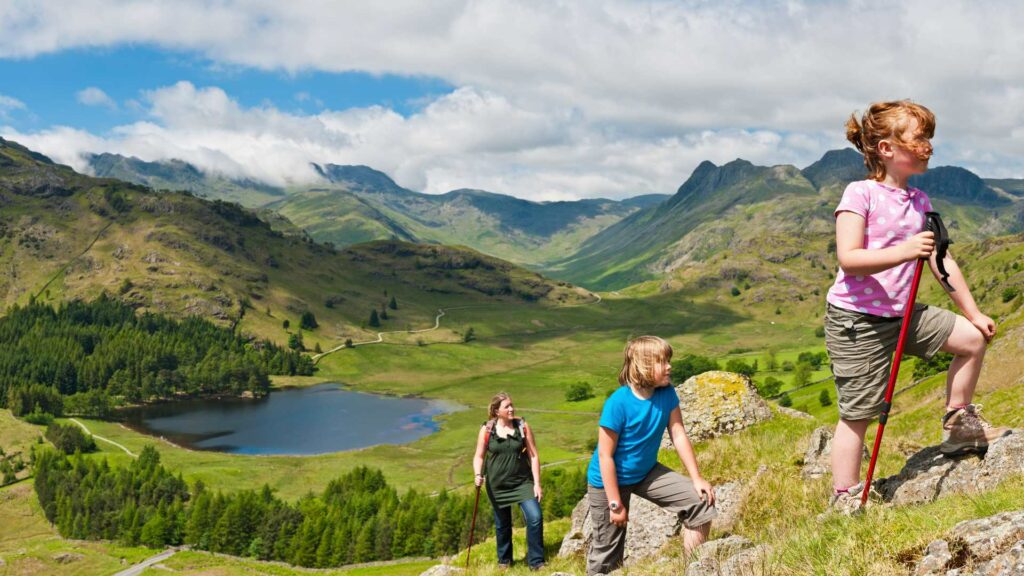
[618,336,673,391]
[846,99,935,181]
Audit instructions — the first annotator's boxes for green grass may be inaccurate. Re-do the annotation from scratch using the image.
[0,482,154,576]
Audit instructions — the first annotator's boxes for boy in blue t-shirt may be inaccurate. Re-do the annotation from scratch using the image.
[586,336,717,575]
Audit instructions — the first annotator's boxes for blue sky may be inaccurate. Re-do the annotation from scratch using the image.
[0,46,453,134]
[1,1,1022,200]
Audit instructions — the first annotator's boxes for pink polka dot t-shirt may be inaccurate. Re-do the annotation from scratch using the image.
[826,179,933,318]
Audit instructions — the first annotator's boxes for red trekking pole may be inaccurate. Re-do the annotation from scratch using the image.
[466,483,482,569]
[861,212,953,506]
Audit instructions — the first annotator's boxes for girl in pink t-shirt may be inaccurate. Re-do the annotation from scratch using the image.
[824,100,1010,512]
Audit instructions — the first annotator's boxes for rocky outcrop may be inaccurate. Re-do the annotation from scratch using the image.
[686,536,772,576]
[712,465,767,532]
[559,493,682,565]
[801,426,869,480]
[875,432,1022,505]
[914,510,1024,575]
[559,467,764,562]
[661,371,773,448]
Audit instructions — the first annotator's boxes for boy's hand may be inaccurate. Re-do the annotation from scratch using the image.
[693,477,716,506]
[901,231,935,262]
[610,506,628,527]
[969,313,996,342]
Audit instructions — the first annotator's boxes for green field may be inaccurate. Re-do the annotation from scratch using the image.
[4,232,1024,574]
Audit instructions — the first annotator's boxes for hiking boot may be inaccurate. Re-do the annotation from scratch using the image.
[824,482,879,517]
[940,404,1012,457]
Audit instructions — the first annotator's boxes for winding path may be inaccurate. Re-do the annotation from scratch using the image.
[69,418,136,458]
[112,547,187,576]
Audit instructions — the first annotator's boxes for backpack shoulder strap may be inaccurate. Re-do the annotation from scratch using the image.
[515,417,526,435]
[482,419,497,446]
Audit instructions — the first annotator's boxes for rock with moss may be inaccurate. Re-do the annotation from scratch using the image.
[875,432,1022,505]
[558,493,686,565]
[686,536,772,576]
[914,510,1024,575]
[801,426,869,480]
[559,468,761,563]
[661,371,773,449]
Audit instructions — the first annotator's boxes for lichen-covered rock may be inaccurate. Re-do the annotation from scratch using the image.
[558,493,682,565]
[876,432,1022,505]
[971,539,1024,575]
[913,510,1024,575]
[559,466,761,563]
[801,426,869,480]
[916,540,953,575]
[713,465,767,532]
[662,371,773,448]
[686,536,771,576]
[776,405,815,420]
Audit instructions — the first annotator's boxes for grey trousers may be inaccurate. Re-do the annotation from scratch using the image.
[586,463,717,576]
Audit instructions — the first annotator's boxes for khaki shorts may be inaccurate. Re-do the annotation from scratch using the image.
[586,463,716,575]
[824,303,957,421]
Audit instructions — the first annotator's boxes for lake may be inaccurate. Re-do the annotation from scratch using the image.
[122,383,458,455]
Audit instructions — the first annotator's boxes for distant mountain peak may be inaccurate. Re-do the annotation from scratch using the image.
[312,163,402,191]
[802,148,865,190]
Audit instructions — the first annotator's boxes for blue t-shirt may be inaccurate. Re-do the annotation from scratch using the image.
[587,384,679,488]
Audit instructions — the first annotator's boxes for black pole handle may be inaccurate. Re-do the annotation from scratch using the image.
[925,212,955,292]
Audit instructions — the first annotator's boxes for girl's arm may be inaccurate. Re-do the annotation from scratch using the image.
[835,211,935,276]
[928,251,996,340]
[598,426,628,527]
[472,426,487,487]
[523,421,543,501]
[668,407,715,504]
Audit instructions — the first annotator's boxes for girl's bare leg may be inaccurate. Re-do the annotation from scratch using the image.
[832,418,871,489]
[940,315,987,409]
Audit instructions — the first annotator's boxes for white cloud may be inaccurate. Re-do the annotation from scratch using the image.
[2,81,845,200]
[0,93,26,120]
[2,0,1023,193]
[76,87,117,109]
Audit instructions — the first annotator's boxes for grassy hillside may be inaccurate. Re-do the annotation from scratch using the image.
[89,154,656,267]
[550,149,1024,291]
[2,138,594,353]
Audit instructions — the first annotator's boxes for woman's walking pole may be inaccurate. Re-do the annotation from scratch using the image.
[466,484,482,569]
[861,212,951,507]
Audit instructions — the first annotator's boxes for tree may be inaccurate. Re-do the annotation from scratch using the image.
[388,296,398,310]
[565,382,594,402]
[725,358,755,377]
[671,354,719,383]
[288,331,304,351]
[792,362,812,387]
[380,308,389,320]
[463,327,475,343]
[283,319,290,330]
[368,310,380,328]
[819,389,832,407]
[730,286,741,297]
[344,339,354,348]
[757,376,782,398]
[778,392,793,407]
[300,311,318,330]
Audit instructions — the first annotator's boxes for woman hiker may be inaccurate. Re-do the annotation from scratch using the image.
[472,392,545,571]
